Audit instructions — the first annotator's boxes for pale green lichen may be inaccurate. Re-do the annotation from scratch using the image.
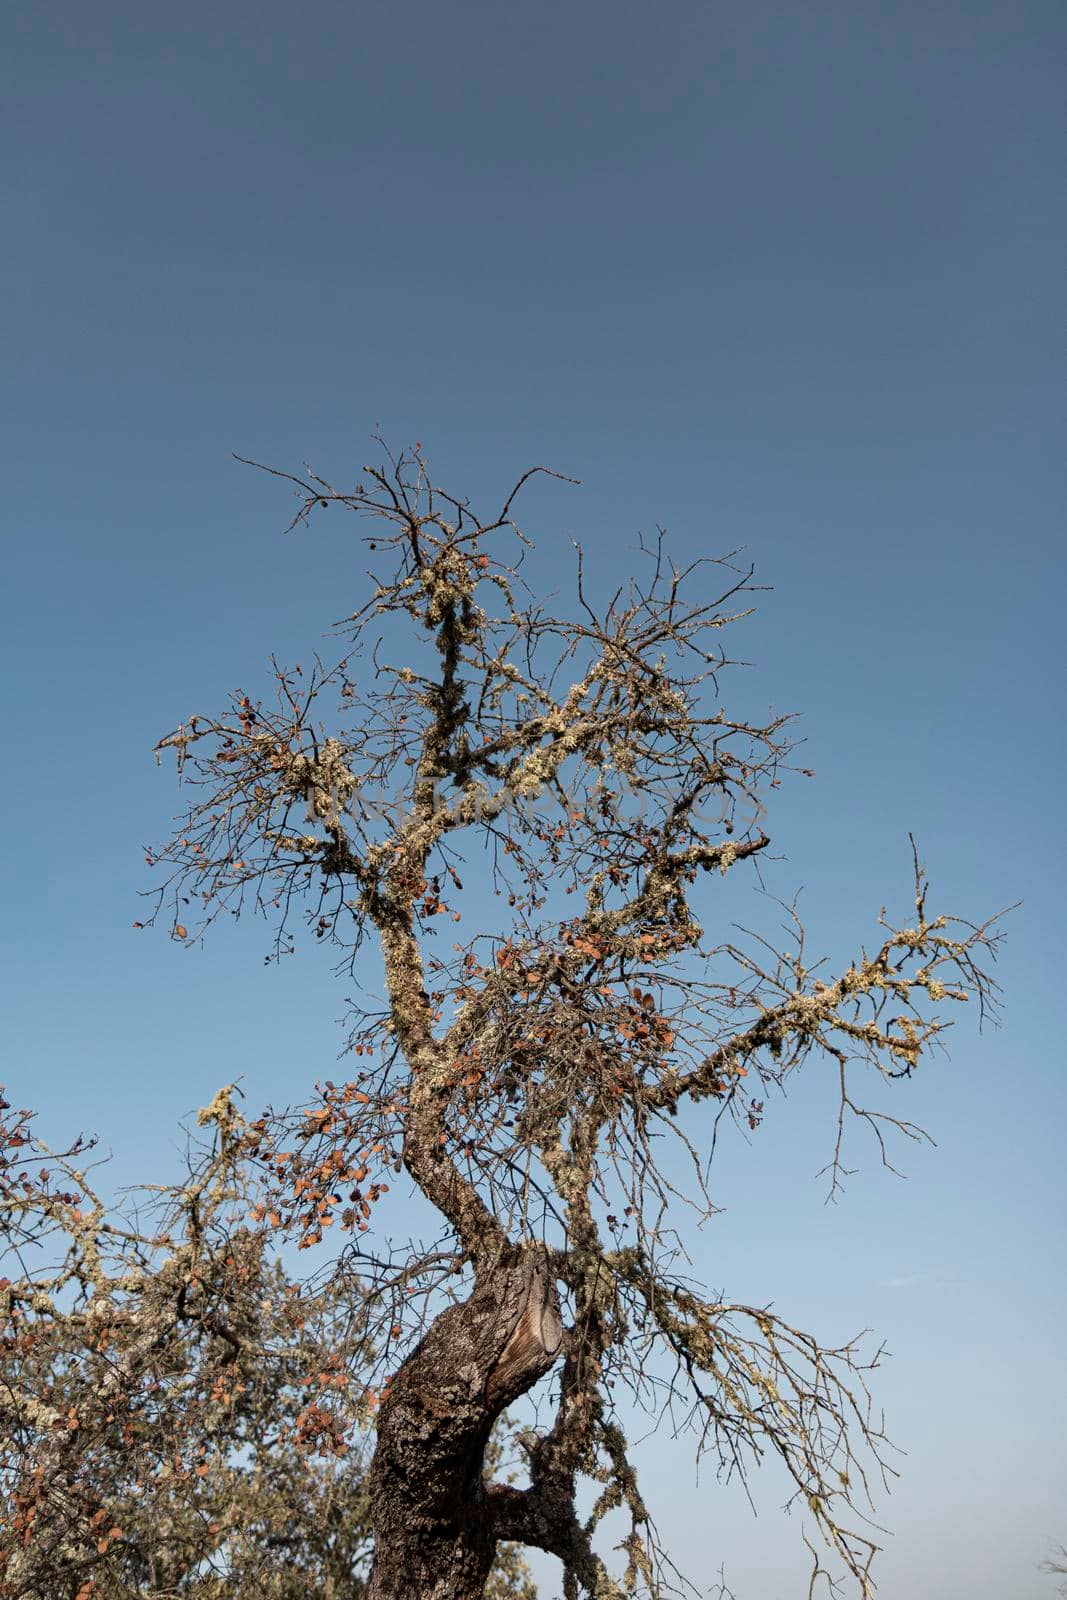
[717,842,738,874]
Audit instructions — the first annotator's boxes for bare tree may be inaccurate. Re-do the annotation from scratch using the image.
[139,443,1003,1600]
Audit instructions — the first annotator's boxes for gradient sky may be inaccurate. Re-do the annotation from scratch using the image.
[2,2,1064,1596]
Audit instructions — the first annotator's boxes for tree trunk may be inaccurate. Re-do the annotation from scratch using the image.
[366,1245,563,1600]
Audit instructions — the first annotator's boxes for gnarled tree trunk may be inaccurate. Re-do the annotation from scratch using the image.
[366,1245,563,1600]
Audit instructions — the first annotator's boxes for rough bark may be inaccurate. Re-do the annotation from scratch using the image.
[366,1245,562,1600]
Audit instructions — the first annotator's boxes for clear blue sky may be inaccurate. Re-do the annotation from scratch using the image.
[2,2,1064,1595]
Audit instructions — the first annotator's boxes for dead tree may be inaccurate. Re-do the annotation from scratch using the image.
[146,443,1003,1599]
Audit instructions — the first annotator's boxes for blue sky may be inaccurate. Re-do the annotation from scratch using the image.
[1,1,1064,1594]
